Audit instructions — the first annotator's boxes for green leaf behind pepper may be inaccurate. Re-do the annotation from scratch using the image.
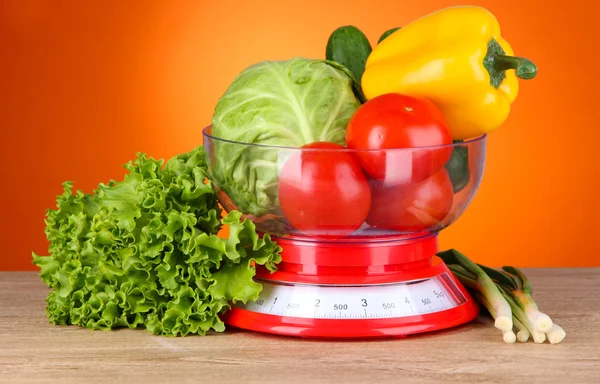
[326,25,372,91]
[377,27,400,43]
[445,141,471,193]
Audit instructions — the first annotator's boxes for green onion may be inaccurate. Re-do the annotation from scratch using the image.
[502,266,553,333]
[438,250,513,332]
[438,248,566,345]
[473,291,516,343]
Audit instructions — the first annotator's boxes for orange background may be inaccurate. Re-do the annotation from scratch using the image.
[1,0,598,270]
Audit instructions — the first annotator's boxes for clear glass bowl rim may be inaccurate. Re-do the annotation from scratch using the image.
[202,125,487,152]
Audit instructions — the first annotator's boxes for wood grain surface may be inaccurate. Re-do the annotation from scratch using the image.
[1,269,599,384]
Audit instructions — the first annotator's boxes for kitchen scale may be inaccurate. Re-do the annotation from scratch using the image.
[204,127,487,339]
[221,234,479,338]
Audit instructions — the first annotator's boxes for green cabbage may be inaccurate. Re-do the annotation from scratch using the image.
[32,146,282,337]
[210,58,362,217]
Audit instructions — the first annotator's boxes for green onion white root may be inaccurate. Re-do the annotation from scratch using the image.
[547,324,566,344]
[512,315,530,342]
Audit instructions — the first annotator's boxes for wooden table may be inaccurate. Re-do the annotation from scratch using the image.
[1,269,599,383]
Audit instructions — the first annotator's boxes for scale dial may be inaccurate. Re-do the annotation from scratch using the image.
[235,273,466,320]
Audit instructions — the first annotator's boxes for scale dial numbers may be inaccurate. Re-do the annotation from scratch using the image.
[238,274,464,320]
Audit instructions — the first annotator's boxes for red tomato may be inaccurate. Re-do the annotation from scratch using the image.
[366,168,454,232]
[345,93,453,185]
[278,142,371,238]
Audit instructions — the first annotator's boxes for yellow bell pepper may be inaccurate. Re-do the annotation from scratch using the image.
[361,6,537,140]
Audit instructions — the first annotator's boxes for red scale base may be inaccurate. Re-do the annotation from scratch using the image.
[222,233,479,339]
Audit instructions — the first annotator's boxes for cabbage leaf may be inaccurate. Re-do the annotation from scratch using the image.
[210,58,361,217]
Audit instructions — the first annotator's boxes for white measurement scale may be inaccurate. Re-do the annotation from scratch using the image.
[239,275,463,319]
[222,235,479,339]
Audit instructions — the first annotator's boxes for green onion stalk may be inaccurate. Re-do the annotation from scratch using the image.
[512,314,530,343]
[501,266,553,333]
[473,291,516,343]
[440,250,512,331]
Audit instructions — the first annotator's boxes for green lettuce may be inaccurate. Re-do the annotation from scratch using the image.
[32,146,282,337]
[210,58,362,217]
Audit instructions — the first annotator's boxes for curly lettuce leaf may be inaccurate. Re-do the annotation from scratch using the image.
[32,146,282,337]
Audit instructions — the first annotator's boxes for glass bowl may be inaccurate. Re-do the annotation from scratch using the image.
[202,126,486,241]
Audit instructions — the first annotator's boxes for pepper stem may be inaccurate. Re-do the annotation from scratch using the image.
[493,55,538,80]
[484,38,538,88]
